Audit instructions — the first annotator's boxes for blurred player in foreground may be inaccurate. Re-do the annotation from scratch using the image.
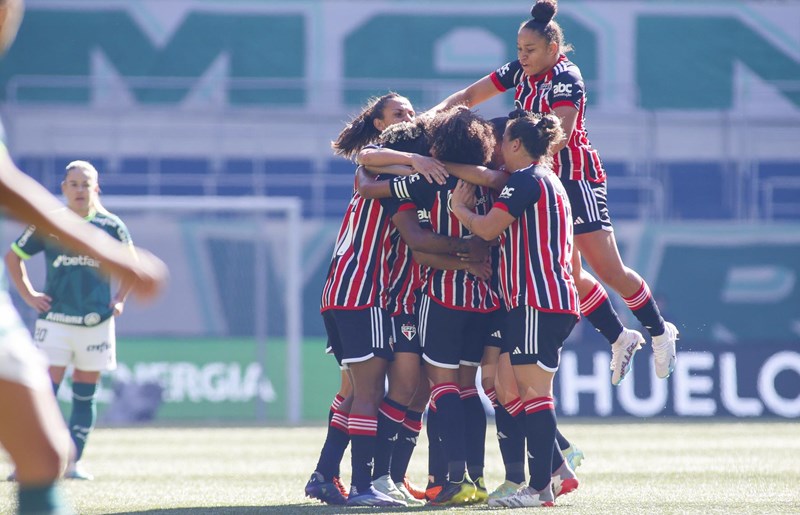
[0,3,168,513]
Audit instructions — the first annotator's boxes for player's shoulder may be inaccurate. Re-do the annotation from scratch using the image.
[92,210,125,228]
[552,57,582,82]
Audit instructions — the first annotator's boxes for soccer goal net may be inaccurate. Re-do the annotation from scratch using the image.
[96,195,303,423]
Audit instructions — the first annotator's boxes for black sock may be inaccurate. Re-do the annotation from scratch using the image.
[348,414,378,492]
[461,387,486,481]
[315,406,350,480]
[391,410,423,483]
[373,397,407,480]
[523,397,557,492]
[426,406,447,485]
[495,402,526,484]
[431,383,466,483]
[555,429,570,451]
[624,279,666,336]
[581,283,624,344]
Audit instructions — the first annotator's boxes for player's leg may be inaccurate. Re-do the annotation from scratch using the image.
[372,314,419,501]
[0,297,73,514]
[63,318,116,480]
[489,350,527,500]
[576,228,678,379]
[391,373,427,503]
[420,298,474,506]
[305,313,352,505]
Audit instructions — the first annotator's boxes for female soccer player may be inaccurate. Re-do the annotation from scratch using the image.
[431,0,678,385]
[450,111,579,507]
[5,160,143,481]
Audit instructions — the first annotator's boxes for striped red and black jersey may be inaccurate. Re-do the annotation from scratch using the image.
[493,164,579,315]
[380,195,425,316]
[321,191,393,311]
[490,55,606,183]
[390,174,499,313]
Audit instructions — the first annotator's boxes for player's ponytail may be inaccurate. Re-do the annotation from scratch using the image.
[332,92,403,160]
[521,1,572,55]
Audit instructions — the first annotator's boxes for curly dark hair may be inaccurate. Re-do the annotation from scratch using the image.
[377,119,431,156]
[427,106,495,166]
[331,92,405,160]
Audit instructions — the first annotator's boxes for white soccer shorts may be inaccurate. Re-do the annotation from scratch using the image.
[34,317,117,372]
[0,293,51,391]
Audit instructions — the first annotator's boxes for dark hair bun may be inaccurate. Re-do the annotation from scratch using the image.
[508,108,527,120]
[530,0,557,25]
[537,113,560,131]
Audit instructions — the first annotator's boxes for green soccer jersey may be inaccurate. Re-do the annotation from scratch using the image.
[10,208,133,326]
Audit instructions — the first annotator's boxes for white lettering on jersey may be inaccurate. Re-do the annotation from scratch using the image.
[499,186,515,199]
[553,83,573,96]
[496,63,511,77]
[52,255,101,268]
[417,208,431,222]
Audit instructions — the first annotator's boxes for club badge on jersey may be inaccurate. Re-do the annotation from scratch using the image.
[401,323,417,341]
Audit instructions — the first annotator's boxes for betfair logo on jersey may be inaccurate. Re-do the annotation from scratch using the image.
[552,83,573,97]
[52,254,100,268]
[499,186,515,199]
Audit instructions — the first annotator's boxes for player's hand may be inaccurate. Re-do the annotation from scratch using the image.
[111,300,125,317]
[466,259,492,281]
[410,155,448,185]
[459,236,491,263]
[451,179,476,210]
[105,248,168,303]
[24,291,51,313]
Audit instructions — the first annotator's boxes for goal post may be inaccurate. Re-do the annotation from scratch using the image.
[101,195,304,423]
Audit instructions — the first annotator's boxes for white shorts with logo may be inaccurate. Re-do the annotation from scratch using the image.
[34,317,117,371]
[0,292,51,391]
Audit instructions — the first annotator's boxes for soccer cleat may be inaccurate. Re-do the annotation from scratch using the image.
[403,476,426,500]
[652,321,679,379]
[64,461,93,481]
[551,461,579,498]
[332,476,348,500]
[488,479,523,501]
[346,485,407,507]
[372,474,407,503]
[424,480,444,502]
[304,471,347,505]
[489,483,555,508]
[394,481,426,506]
[428,479,476,506]
[471,476,489,504]
[563,445,585,470]
[610,328,646,385]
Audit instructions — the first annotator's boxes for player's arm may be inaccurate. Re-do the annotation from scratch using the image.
[450,180,516,241]
[413,251,492,281]
[391,209,490,262]
[356,166,392,199]
[552,105,578,153]
[363,164,414,177]
[0,149,167,300]
[4,247,51,313]
[442,162,509,192]
[357,147,447,184]
[426,74,501,115]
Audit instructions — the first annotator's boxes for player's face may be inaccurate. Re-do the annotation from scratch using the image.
[373,97,416,131]
[517,28,558,76]
[500,131,522,169]
[62,168,99,216]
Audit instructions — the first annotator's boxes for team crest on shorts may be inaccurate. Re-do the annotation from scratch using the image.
[401,323,417,341]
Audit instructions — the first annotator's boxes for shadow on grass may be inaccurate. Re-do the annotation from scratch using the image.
[117,504,478,514]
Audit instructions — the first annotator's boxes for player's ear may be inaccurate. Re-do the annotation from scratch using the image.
[373,118,386,132]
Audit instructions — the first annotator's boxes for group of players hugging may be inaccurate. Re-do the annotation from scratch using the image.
[306,0,678,508]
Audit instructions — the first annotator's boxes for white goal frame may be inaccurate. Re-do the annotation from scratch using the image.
[102,195,304,423]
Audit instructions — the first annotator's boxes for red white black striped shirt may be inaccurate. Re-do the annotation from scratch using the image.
[321,192,393,311]
[381,197,425,316]
[391,174,499,313]
[490,55,606,183]
[493,164,579,315]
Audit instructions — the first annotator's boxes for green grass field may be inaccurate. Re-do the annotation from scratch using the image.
[2,422,799,514]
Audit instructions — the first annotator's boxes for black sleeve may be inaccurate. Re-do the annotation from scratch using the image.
[550,67,584,111]
[493,172,542,219]
[490,60,523,92]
